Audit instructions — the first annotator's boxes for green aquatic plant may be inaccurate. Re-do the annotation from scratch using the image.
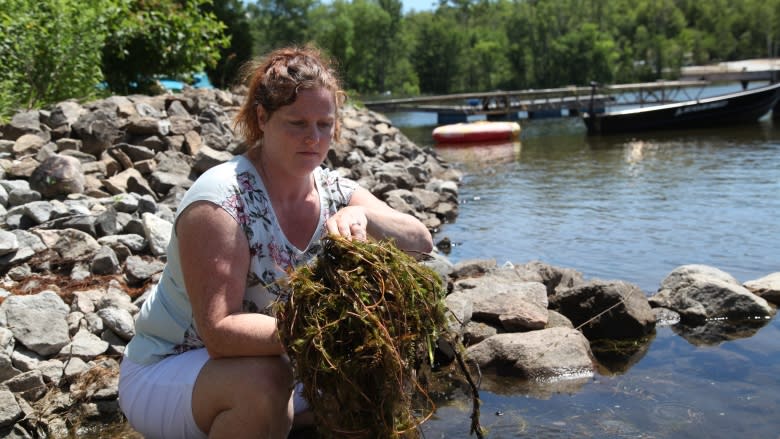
[277,236,449,438]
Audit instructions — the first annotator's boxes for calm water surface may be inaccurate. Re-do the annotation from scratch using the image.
[390,110,780,438]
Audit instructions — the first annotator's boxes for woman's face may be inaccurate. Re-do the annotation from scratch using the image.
[257,86,336,177]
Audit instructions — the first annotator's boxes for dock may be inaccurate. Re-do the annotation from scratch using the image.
[364,86,611,123]
[364,81,710,124]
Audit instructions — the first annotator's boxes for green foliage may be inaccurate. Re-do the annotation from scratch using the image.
[407,12,466,94]
[101,0,230,95]
[0,0,117,121]
[248,0,317,55]
[3,0,779,116]
[202,0,254,89]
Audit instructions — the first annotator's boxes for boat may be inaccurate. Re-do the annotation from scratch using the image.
[432,120,521,143]
[582,82,780,135]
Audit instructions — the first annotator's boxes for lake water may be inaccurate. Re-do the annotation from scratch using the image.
[387,95,780,438]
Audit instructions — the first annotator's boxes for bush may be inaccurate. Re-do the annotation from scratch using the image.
[0,0,117,121]
[0,0,229,122]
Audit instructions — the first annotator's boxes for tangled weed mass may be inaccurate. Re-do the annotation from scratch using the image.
[277,236,449,438]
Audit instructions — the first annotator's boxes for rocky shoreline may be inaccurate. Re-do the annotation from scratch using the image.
[0,88,778,437]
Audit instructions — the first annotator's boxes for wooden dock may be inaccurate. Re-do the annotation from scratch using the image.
[364,86,611,123]
[363,81,711,124]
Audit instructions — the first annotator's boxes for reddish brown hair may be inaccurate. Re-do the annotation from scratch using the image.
[234,45,345,147]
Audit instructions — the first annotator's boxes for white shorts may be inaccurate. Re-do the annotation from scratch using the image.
[118,348,309,439]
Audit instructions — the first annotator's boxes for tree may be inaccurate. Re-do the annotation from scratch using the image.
[248,0,317,55]
[101,0,229,95]
[202,0,254,89]
[407,12,466,94]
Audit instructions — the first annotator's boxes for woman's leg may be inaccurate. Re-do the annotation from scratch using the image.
[191,355,295,439]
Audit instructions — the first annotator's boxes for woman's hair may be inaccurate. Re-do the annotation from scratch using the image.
[234,45,345,147]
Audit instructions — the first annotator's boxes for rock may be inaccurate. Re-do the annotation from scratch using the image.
[28,155,85,198]
[743,272,780,305]
[443,291,472,337]
[12,135,46,157]
[454,272,549,332]
[141,212,172,256]
[58,329,108,359]
[465,327,596,380]
[514,260,586,297]
[550,280,655,340]
[4,370,46,402]
[649,264,775,324]
[97,308,135,342]
[0,231,19,256]
[0,389,23,428]
[2,111,44,141]
[71,109,124,157]
[0,292,70,356]
[463,321,497,345]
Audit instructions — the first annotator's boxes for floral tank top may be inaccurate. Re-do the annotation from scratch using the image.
[125,153,357,364]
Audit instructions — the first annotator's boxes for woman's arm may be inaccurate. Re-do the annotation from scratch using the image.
[177,201,285,359]
[326,187,433,255]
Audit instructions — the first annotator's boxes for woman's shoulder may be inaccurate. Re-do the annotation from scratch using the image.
[176,155,256,212]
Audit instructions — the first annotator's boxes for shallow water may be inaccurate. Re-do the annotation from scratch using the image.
[393,104,780,438]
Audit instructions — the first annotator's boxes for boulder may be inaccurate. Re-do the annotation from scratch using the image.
[465,327,596,380]
[550,280,655,340]
[649,265,775,324]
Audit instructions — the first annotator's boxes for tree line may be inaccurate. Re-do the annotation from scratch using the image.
[1,0,778,121]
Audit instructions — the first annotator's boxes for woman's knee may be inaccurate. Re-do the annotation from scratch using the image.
[245,356,295,400]
[193,356,294,433]
[197,356,293,407]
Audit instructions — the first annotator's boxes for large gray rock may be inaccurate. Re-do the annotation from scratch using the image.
[0,292,70,356]
[466,327,596,380]
[454,272,549,332]
[551,280,656,340]
[649,265,775,324]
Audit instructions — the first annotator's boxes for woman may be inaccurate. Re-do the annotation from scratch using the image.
[118,46,433,439]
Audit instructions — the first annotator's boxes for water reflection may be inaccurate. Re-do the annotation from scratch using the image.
[476,373,593,399]
[671,317,772,346]
[591,335,655,375]
[434,140,522,171]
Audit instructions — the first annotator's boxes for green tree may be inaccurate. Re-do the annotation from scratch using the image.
[101,0,229,94]
[202,0,254,89]
[548,23,618,86]
[248,0,317,55]
[406,11,466,93]
[0,0,120,120]
[308,0,415,94]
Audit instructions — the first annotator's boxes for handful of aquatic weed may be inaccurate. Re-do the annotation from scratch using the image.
[276,236,448,438]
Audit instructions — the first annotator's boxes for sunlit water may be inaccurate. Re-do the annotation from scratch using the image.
[389,100,780,438]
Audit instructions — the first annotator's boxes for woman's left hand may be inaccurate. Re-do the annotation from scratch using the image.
[326,206,368,241]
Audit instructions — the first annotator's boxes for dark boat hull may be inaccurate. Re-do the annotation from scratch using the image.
[583,83,780,135]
